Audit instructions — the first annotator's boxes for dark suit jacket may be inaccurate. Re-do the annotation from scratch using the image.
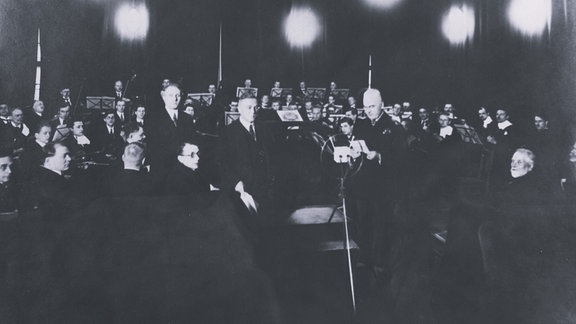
[146,108,197,174]
[216,120,275,201]
[24,111,46,135]
[91,121,124,156]
[163,162,210,196]
[352,113,407,198]
[107,169,154,197]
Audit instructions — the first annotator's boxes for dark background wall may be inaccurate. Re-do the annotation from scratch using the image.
[1,0,575,127]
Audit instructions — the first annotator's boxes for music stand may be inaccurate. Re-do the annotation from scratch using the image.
[52,125,70,142]
[224,111,240,125]
[330,89,350,100]
[454,124,483,144]
[276,110,304,122]
[187,93,214,106]
[86,96,115,110]
[236,87,258,99]
[305,88,327,101]
[270,88,293,98]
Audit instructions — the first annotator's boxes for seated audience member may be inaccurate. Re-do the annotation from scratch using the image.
[25,101,47,133]
[0,104,10,124]
[183,103,195,118]
[163,142,210,196]
[24,142,79,213]
[346,96,358,110]
[92,110,123,157]
[529,113,559,190]
[401,102,412,120]
[416,107,434,132]
[344,108,358,123]
[260,95,270,109]
[384,104,402,124]
[270,101,281,111]
[323,95,340,114]
[49,105,71,139]
[0,107,29,153]
[488,108,519,189]
[0,151,16,213]
[133,105,146,126]
[107,142,154,197]
[284,94,295,107]
[476,107,497,142]
[560,141,576,197]
[338,117,355,141]
[114,100,128,128]
[20,122,52,176]
[494,148,542,208]
[64,117,91,156]
[443,103,459,122]
[227,100,239,112]
[435,113,460,144]
[122,122,146,144]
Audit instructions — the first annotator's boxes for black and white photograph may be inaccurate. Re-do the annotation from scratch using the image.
[1,0,576,322]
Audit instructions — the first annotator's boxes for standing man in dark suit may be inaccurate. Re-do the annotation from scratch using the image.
[217,97,276,228]
[146,83,196,177]
[350,88,406,277]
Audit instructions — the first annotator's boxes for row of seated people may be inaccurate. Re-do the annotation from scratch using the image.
[0,138,210,214]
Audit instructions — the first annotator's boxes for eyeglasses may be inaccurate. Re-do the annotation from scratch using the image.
[180,152,200,158]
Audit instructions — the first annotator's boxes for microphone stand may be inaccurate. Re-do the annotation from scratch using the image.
[338,155,357,314]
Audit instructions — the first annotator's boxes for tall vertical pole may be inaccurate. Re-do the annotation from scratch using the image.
[34,28,41,101]
[218,23,223,84]
[368,54,372,89]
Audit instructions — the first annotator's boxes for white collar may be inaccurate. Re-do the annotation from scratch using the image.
[75,135,90,145]
[36,140,46,147]
[498,120,512,130]
[35,112,43,117]
[440,126,453,138]
[43,166,61,176]
[124,165,140,172]
[483,116,493,128]
[239,118,253,133]
[165,108,178,119]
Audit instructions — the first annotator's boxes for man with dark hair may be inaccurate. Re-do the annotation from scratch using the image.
[0,107,29,153]
[163,142,210,196]
[0,104,10,125]
[24,142,77,212]
[49,105,71,140]
[0,151,16,213]
[64,117,91,156]
[122,122,146,144]
[20,122,52,178]
[92,110,123,157]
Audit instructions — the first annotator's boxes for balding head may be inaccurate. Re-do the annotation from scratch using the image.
[122,142,146,170]
[363,88,383,120]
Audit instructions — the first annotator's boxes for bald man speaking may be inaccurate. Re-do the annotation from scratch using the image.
[348,88,407,277]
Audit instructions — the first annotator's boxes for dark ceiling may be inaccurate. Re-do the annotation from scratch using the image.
[1,0,575,127]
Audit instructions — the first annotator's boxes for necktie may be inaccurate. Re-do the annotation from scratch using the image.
[109,128,113,135]
[249,123,256,141]
[120,114,124,122]
[172,113,178,126]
